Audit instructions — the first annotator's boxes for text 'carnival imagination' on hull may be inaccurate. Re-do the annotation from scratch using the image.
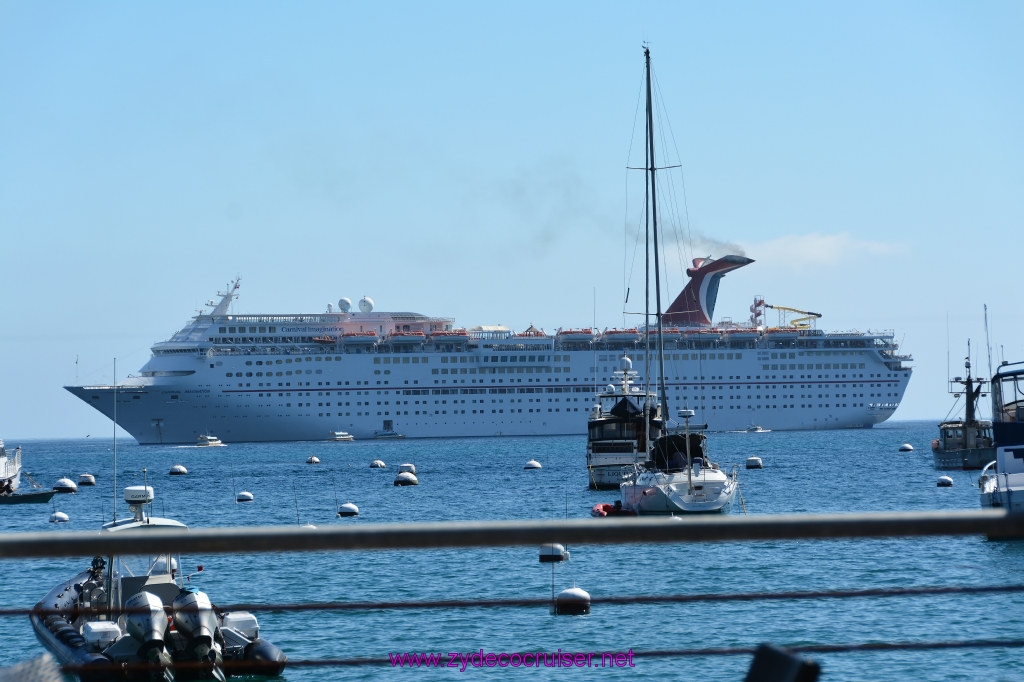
[66,259,912,445]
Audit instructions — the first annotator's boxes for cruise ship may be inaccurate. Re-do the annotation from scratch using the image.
[66,256,912,444]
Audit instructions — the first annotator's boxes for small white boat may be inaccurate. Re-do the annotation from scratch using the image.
[327,430,354,442]
[373,429,405,440]
[979,360,1024,512]
[196,434,225,447]
[30,485,286,679]
[746,424,770,433]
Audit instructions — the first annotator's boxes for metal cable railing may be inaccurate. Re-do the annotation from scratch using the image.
[3,509,1023,676]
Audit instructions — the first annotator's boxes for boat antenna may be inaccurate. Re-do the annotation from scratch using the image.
[112,358,117,522]
[984,304,993,379]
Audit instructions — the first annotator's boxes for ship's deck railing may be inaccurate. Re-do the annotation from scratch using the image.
[4,510,1022,674]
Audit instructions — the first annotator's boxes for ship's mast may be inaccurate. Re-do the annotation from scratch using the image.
[644,46,670,415]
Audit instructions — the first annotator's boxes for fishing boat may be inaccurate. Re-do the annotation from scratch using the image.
[978,360,1024,512]
[327,430,355,442]
[195,434,225,447]
[933,350,994,470]
[30,485,287,680]
[618,46,737,515]
[0,489,56,504]
[586,354,662,490]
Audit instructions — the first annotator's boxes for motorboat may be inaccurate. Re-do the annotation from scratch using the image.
[585,354,662,490]
[327,430,354,442]
[933,350,994,470]
[196,434,225,447]
[30,485,287,680]
[978,360,1024,512]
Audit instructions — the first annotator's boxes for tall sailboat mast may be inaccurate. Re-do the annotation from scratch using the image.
[644,46,670,416]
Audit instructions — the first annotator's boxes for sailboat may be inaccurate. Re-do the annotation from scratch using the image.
[618,46,738,515]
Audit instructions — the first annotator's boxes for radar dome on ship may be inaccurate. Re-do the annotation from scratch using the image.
[619,356,632,371]
[337,298,352,313]
[359,297,374,313]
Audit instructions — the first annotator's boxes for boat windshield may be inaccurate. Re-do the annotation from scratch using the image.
[114,553,180,580]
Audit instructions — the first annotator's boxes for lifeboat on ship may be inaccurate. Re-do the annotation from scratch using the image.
[683,328,721,342]
[387,331,426,345]
[721,328,762,341]
[644,327,683,343]
[341,331,380,345]
[428,329,470,345]
[312,335,337,345]
[556,328,596,344]
[600,328,640,345]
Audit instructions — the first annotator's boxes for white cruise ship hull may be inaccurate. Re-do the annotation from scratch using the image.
[67,344,908,444]
[65,275,912,444]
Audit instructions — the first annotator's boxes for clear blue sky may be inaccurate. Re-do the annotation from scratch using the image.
[1,1,1021,439]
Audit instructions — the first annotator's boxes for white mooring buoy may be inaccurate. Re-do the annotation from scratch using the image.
[236,490,254,502]
[49,511,70,523]
[899,443,914,452]
[524,459,542,469]
[370,459,386,469]
[398,463,417,475]
[539,543,569,563]
[394,471,419,486]
[554,586,591,615]
[53,478,78,494]
[337,502,359,517]
[169,464,188,476]
[937,475,954,487]
[77,473,96,486]
[306,455,320,464]
[746,456,763,469]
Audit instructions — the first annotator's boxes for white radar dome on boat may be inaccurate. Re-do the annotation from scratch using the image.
[359,297,374,313]
[605,384,616,394]
[338,297,352,313]
[619,355,632,371]
[124,486,154,505]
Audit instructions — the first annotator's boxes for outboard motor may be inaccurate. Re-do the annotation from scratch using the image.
[172,590,224,680]
[124,590,173,674]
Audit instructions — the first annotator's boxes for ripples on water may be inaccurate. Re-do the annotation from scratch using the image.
[2,421,1022,680]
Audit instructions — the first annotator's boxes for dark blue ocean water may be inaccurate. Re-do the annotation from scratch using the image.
[2,421,1022,681]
